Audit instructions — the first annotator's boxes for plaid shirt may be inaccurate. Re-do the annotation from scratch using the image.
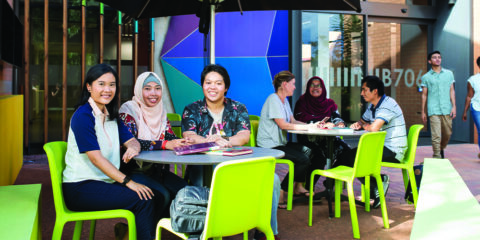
[362,95,407,161]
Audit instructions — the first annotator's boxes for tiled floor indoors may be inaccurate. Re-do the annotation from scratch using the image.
[16,142,480,239]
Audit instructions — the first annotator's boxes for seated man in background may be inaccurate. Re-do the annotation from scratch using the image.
[334,75,408,208]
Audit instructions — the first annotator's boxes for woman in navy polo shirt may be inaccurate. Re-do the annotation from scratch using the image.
[62,64,156,240]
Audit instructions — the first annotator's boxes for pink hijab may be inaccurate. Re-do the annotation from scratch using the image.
[119,72,167,140]
[294,76,337,123]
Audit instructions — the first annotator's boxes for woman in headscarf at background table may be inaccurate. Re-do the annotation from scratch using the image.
[119,72,188,220]
[294,76,351,189]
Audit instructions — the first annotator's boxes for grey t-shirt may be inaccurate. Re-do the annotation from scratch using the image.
[257,93,292,148]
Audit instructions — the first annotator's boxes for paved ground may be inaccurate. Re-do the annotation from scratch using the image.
[17,142,480,239]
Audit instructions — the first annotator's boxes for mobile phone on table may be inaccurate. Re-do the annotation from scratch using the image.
[320,116,330,124]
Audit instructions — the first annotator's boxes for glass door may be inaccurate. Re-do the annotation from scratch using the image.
[367,19,428,131]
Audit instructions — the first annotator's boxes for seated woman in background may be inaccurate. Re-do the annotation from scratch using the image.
[257,71,323,204]
[62,64,156,240]
[119,71,188,220]
[294,76,350,189]
[182,64,282,240]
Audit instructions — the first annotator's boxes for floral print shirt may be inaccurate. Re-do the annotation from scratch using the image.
[119,113,178,151]
[181,97,250,137]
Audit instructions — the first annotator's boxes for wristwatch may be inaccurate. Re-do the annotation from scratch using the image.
[121,176,131,186]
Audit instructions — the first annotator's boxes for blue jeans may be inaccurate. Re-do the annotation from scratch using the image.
[63,180,155,240]
[130,172,185,220]
[271,173,280,235]
[472,104,480,151]
[186,165,205,187]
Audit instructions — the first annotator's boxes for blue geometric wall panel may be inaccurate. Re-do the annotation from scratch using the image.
[161,10,288,116]
[268,10,289,57]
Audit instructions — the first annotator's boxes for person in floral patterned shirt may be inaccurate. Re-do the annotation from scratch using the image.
[181,64,250,186]
[119,71,188,220]
[181,64,282,240]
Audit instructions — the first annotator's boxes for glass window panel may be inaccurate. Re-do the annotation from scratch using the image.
[367,21,427,129]
[28,0,47,146]
[302,13,364,123]
[367,0,431,6]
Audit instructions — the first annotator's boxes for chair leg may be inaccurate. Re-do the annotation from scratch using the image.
[156,225,162,240]
[375,176,390,229]
[401,168,409,190]
[52,219,66,240]
[308,172,316,226]
[276,159,294,211]
[73,221,83,240]
[347,182,360,239]
[285,161,294,211]
[243,231,248,240]
[127,219,137,240]
[407,168,419,208]
[364,177,370,212]
[174,164,178,175]
[334,180,342,218]
[89,220,96,240]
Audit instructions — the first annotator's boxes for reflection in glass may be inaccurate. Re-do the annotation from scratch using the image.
[367,0,430,5]
[302,13,364,123]
[367,21,427,129]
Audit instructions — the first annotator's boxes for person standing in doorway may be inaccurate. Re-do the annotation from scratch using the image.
[462,56,480,158]
[421,50,456,158]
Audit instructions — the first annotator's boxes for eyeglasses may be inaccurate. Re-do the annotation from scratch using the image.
[311,84,322,89]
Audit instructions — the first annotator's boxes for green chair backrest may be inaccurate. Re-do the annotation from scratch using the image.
[167,113,182,138]
[249,115,260,121]
[43,141,69,215]
[167,113,182,121]
[403,124,424,165]
[246,119,259,147]
[352,131,387,178]
[203,156,276,239]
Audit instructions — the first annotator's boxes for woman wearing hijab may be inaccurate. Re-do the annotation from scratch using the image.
[294,76,351,188]
[119,72,188,220]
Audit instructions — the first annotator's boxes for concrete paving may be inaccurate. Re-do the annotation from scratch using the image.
[17,143,480,239]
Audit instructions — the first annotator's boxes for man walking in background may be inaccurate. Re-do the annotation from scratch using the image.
[421,50,456,158]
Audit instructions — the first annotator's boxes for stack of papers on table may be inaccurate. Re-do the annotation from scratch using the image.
[203,147,253,156]
[307,126,354,134]
[173,142,220,155]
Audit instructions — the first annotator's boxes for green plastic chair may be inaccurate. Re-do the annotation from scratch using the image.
[167,113,186,177]
[380,124,424,207]
[308,131,389,239]
[249,115,260,121]
[249,119,294,211]
[44,141,137,240]
[167,113,182,137]
[156,156,277,240]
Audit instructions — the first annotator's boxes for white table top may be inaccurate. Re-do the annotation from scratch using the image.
[134,146,285,165]
[288,129,366,137]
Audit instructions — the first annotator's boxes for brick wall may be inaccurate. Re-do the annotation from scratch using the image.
[368,22,427,131]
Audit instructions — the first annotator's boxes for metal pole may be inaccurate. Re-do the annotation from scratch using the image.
[62,0,68,141]
[99,3,104,63]
[210,4,215,64]
[44,0,49,143]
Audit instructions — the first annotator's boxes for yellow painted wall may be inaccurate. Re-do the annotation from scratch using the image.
[0,95,23,186]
